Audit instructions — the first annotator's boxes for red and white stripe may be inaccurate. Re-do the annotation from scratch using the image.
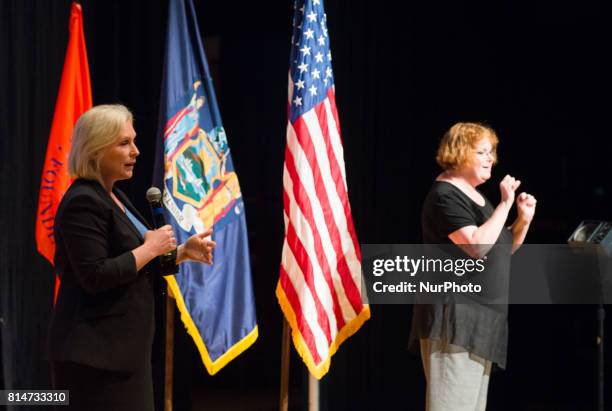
[278,81,369,379]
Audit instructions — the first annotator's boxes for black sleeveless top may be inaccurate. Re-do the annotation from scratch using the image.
[409,181,513,369]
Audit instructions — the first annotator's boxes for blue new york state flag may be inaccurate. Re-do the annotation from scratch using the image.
[155,0,257,374]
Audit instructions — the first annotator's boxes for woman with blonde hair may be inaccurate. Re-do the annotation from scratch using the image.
[410,122,537,410]
[48,104,216,410]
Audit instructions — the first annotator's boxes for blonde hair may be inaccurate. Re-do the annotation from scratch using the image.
[68,104,133,180]
[436,122,499,170]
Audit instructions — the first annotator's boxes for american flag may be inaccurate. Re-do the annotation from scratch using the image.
[277,0,370,379]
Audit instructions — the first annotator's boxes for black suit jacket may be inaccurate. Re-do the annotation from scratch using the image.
[47,178,176,372]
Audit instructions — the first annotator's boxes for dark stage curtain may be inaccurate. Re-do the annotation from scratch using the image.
[0,0,71,392]
[2,0,611,410]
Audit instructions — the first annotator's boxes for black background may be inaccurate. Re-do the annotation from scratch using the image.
[1,0,610,409]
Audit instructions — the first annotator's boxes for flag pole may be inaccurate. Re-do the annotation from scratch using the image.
[308,374,319,411]
[164,290,175,411]
[279,318,291,411]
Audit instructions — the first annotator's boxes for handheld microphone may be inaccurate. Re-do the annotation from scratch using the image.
[146,187,166,228]
[146,187,177,267]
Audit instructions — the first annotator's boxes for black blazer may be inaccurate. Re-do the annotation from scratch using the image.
[47,178,176,372]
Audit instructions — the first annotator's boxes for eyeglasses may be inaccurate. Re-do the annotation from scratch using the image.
[474,149,494,157]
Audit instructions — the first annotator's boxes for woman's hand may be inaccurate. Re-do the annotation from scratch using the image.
[177,228,216,265]
[510,192,536,253]
[516,192,537,224]
[500,174,521,206]
[143,225,177,256]
[133,225,177,270]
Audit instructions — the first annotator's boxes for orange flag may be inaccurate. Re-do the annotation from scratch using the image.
[35,2,92,302]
